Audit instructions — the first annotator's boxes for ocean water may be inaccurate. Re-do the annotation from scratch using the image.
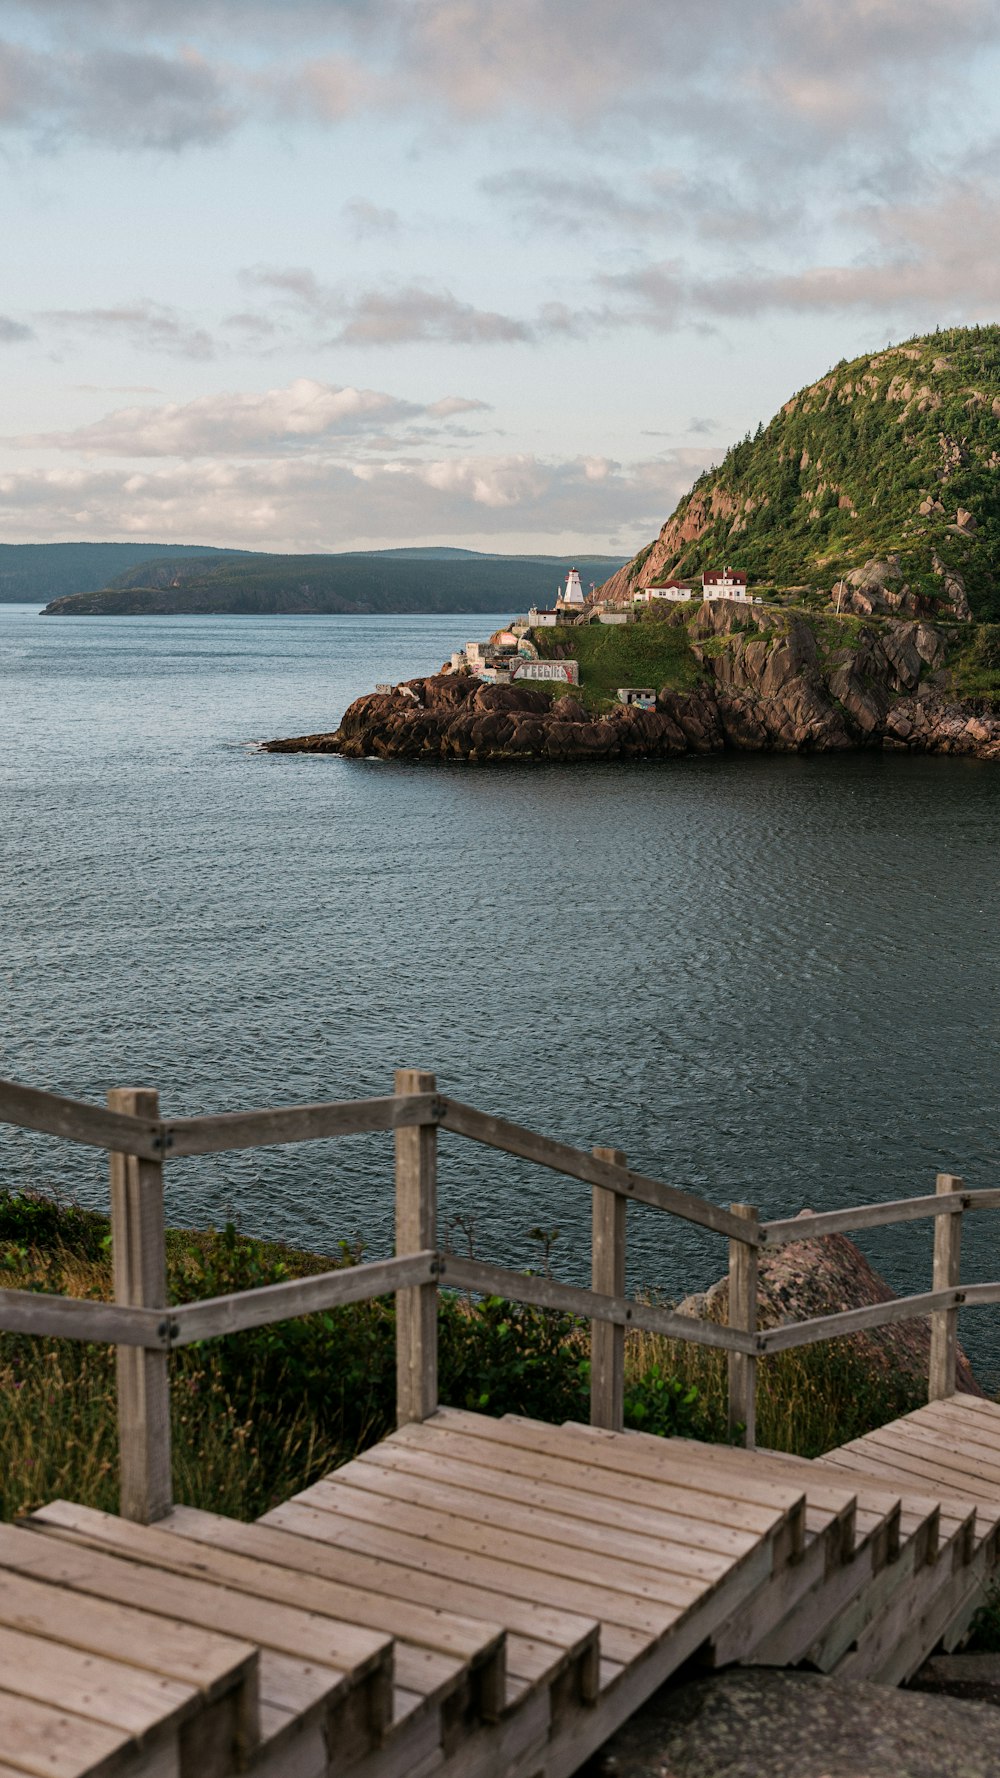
[2,603,1000,1376]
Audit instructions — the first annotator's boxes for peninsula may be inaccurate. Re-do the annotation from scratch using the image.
[266,328,1000,764]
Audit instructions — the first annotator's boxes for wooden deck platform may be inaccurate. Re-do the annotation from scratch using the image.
[3,1397,1000,1778]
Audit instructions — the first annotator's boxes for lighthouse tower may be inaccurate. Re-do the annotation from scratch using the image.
[557,568,585,611]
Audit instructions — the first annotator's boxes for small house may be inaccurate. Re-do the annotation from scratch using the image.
[617,687,657,710]
[702,567,750,602]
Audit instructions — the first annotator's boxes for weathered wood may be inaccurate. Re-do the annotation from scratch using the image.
[0,1074,162,1157]
[441,1255,755,1354]
[110,1087,172,1524]
[168,1252,437,1346]
[727,1203,758,1447]
[0,1287,163,1345]
[164,1093,440,1157]
[929,1173,964,1402]
[395,1069,439,1425]
[438,1099,755,1242]
[759,1190,974,1246]
[757,1285,970,1354]
[590,1146,626,1432]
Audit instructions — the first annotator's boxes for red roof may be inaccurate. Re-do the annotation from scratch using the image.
[703,568,747,585]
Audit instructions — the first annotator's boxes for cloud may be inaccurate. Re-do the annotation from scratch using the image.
[16,377,493,455]
[241,264,542,346]
[343,199,401,239]
[0,37,238,150]
[42,301,217,359]
[0,445,712,550]
[0,315,33,343]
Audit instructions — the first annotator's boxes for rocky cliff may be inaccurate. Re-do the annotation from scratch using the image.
[600,325,1000,623]
[264,602,1000,763]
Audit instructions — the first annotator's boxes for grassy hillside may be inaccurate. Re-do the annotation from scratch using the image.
[612,325,1000,621]
[42,553,625,617]
[533,615,703,709]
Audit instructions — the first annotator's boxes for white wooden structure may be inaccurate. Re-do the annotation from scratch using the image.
[1,1075,999,1776]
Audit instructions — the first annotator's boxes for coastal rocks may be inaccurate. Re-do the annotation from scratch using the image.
[265,609,1000,763]
[839,556,923,619]
[677,1223,983,1399]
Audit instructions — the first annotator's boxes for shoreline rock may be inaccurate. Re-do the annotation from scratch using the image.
[264,609,1000,763]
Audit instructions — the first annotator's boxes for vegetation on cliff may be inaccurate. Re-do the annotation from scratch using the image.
[606,326,1000,621]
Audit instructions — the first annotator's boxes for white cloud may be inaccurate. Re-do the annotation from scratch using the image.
[43,301,217,359]
[0,447,712,550]
[15,378,493,456]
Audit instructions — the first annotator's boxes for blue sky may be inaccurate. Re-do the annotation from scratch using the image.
[3,0,1000,553]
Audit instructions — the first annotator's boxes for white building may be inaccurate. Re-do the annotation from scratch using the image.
[703,567,750,602]
[556,568,586,612]
[636,581,693,604]
[527,607,561,627]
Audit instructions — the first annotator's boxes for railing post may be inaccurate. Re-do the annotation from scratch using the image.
[394,1068,438,1425]
[929,1172,964,1401]
[727,1203,758,1448]
[591,1147,626,1431]
[108,1087,171,1523]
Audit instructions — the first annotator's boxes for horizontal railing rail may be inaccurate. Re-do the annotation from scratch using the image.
[0,1070,993,1517]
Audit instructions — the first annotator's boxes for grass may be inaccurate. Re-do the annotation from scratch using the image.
[530,619,705,711]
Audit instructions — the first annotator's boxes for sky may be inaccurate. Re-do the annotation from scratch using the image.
[2,0,1000,555]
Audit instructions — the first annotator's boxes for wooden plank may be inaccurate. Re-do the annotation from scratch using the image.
[0,1564,259,1753]
[291,1475,710,1612]
[234,1504,618,1667]
[158,1505,505,1668]
[759,1192,971,1246]
[727,1202,758,1446]
[438,1098,754,1242]
[0,1290,161,1347]
[442,1257,753,1355]
[0,1690,139,1778]
[854,1419,1000,1494]
[0,1623,196,1738]
[929,1173,964,1401]
[266,1496,679,1638]
[826,1443,1000,1520]
[360,1434,766,1561]
[390,1418,782,1546]
[30,1500,458,1708]
[395,1070,438,1425]
[0,1076,162,1158]
[109,1087,172,1525]
[167,1253,436,1346]
[331,1453,738,1585]
[471,1414,807,1557]
[6,1523,390,1688]
[163,1093,440,1157]
[590,1146,626,1432]
[916,1398,1000,1459]
[757,1285,966,1354]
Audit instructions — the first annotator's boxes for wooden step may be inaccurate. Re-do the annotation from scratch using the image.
[9,1517,393,1770]
[445,1410,808,1563]
[0,1539,259,1777]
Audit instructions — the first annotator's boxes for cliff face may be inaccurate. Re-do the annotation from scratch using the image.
[264,603,1000,763]
[601,325,1000,622]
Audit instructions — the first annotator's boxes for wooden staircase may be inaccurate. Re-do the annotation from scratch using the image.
[2,1398,999,1778]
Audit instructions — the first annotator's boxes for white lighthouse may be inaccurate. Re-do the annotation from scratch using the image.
[557,568,585,611]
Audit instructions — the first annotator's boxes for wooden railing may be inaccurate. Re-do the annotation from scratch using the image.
[0,1068,996,1521]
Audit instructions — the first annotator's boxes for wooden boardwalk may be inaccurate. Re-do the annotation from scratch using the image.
[2,1398,1000,1778]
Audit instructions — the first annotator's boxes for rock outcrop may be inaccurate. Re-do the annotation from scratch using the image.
[677,1220,983,1400]
[265,606,1000,763]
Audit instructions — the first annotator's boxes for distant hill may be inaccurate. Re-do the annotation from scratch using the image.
[600,325,1000,622]
[0,542,254,604]
[41,552,626,617]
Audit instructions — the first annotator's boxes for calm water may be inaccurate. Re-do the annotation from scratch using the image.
[2,603,999,1375]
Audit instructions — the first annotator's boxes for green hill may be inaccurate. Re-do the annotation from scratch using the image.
[603,325,1000,622]
[41,552,625,616]
[0,542,254,603]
